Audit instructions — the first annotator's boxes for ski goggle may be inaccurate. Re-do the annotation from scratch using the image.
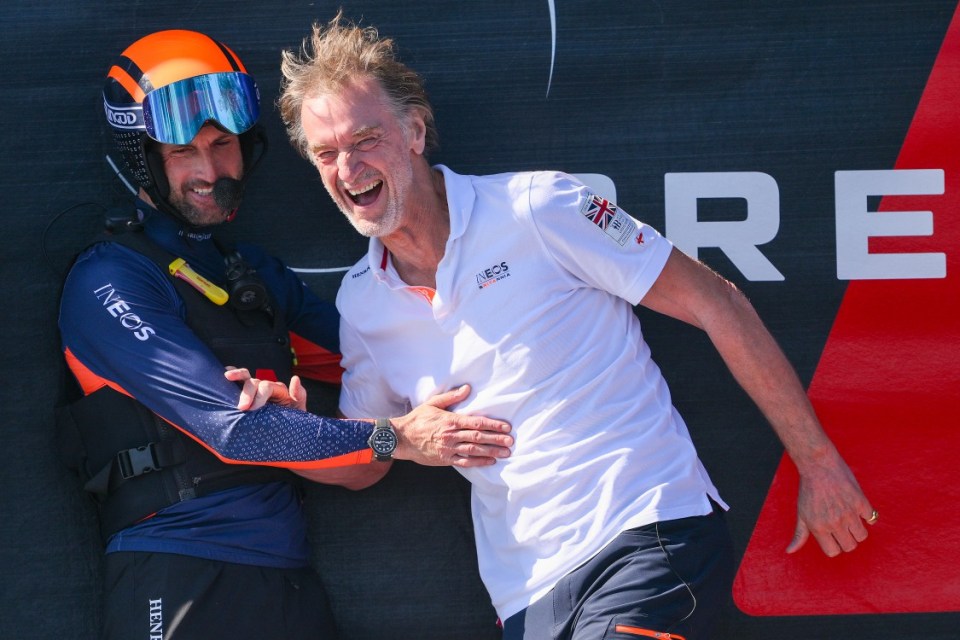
[142,71,260,145]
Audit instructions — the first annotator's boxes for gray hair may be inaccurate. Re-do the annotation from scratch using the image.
[278,10,439,160]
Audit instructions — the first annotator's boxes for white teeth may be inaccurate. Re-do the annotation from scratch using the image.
[347,181,381,196]
[193,188,212,195]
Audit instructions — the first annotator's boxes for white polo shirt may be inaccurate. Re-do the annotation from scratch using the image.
[337,166,725,621]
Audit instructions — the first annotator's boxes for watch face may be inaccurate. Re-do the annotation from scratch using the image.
[371,429,397,455]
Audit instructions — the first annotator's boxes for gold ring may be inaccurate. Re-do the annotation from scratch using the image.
[866,509,879,525]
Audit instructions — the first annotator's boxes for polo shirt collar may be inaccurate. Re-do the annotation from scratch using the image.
[368,164,474,287]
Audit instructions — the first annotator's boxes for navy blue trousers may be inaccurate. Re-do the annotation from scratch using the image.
[102,551,338,639]
[502,501,735,640]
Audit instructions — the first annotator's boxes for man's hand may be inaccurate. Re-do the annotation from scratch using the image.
[225,367,386,490]
[225,367,307,411]
[392,384,513,468]
[787,448,878,557]
[642,248,876,558]
[225,370,512,469]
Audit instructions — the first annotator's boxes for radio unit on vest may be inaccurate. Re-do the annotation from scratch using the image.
[220,244,271,314]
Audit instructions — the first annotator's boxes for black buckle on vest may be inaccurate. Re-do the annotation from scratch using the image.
[117,444,161,479]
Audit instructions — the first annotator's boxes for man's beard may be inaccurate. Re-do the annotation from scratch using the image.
[168,179,235,227]
[328,163,412,238]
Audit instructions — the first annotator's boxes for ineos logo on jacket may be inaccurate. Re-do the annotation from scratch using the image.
[475,261,510,289]
[94,283,156,341]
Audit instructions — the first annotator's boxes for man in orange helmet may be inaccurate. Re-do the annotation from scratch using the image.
[57,29,512,639]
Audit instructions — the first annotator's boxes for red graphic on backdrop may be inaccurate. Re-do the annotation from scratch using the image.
[733,6,960,616]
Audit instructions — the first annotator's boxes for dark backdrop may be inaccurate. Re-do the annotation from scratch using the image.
[3,1,957,638]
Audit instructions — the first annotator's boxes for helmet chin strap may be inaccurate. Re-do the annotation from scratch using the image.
[208,126,268,223]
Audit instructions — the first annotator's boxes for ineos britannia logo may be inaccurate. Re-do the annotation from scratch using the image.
[476,261,511,289]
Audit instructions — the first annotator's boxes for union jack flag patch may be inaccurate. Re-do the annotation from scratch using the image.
[579,193,639,246]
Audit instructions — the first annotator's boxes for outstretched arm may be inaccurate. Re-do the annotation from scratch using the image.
[640,247,876,557]
[227,369,513,489]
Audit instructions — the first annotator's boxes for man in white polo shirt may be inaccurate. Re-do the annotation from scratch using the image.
[277,12,877,640]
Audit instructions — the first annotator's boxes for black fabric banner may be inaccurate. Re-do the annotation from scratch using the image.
[4,2,958,638]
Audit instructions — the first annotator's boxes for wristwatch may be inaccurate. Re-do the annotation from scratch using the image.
[368,418,398,462]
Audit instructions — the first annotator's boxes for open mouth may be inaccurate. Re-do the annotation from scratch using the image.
[347,180,383,206]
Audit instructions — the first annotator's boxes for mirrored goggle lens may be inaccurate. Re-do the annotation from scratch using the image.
[142,72,260,144]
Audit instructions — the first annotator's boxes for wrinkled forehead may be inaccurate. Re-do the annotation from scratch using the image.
[313,76,394,114]
[303,77,404,140]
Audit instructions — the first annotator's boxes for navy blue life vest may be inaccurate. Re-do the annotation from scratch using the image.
[56,230,297,541]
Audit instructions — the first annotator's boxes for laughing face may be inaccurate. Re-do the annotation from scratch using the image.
[158,124,244,227]
[300,77,426,237]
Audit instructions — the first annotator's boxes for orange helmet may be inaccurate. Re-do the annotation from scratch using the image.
[103,30,266,212]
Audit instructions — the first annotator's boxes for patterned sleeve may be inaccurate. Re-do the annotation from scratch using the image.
[59,242,371,469]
